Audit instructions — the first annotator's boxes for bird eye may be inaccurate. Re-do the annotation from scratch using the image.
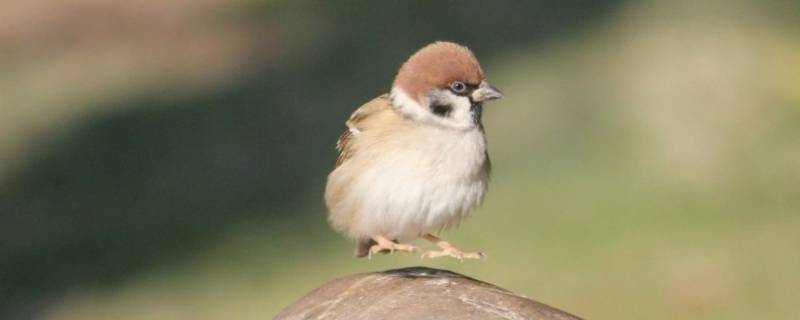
[449,81,466,93]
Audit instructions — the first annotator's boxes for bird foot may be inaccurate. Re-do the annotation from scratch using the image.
[421,247,486,261]
[368,241,418,259]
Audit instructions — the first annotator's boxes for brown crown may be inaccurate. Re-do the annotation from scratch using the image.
[393,42,485,103]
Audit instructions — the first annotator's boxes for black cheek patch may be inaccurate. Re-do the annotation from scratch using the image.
[431,103,452,117]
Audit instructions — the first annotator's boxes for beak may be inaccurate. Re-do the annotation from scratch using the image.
[472,81,503,102]
[471,81,503,102]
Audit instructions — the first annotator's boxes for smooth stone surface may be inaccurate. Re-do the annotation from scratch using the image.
[275,266,582,320]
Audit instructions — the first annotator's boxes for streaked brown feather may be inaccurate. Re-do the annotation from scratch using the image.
[334,130,353,168]
[334,94,392,168]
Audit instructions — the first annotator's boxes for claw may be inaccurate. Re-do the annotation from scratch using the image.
[421,247,484,261]
[420,234,485,261]
[366,238,416,259]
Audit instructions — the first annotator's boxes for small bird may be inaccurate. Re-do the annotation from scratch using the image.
[325,41,502,260]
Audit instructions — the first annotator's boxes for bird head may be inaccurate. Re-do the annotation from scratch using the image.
[391,41,502,130]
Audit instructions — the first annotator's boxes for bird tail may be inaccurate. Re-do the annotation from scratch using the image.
[355,239,376,258]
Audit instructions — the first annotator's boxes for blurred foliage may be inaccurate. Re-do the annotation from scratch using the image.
[1,0,799,319]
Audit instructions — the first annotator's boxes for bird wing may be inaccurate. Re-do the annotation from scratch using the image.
[334,94,393,168]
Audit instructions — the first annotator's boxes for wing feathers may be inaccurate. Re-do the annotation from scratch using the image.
[334,94,392,168]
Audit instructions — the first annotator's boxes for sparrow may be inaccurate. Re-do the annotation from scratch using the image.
[324,41,503,260]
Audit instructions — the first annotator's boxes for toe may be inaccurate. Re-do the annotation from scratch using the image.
[465,251,486,260]
[421,250,443,259]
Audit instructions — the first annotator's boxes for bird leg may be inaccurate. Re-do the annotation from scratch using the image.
[368,235,418,259]
[420,234,485,261]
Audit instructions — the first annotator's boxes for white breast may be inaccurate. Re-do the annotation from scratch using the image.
[340,126,489,241]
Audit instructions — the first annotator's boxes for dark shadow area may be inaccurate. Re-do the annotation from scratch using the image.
[0,0,625,316]
[380,266,477,281]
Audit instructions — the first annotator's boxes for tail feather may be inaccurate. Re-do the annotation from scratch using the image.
[355,239,376,258]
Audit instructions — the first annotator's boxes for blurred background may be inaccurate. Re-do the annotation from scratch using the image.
[1,0,799,319]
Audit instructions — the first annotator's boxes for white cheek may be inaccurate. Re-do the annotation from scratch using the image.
[430,89,475,130]
[390,87,428,121]
[446,94,474,127]
[390,87,477,130]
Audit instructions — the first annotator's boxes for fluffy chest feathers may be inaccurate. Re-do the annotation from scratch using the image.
[368,124,488,184]
[325,96,490,241]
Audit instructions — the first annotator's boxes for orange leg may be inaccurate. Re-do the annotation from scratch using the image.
[421,234,485,261]
[368,235,418,259]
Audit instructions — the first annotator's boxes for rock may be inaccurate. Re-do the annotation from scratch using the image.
[275,266,582,320]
